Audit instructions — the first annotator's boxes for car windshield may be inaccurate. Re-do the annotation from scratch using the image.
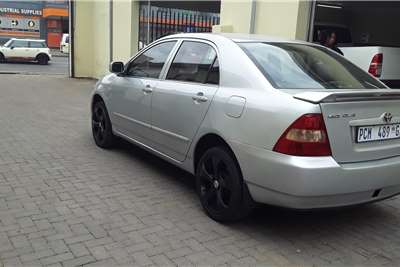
[3,39,12,48]
[239,42,386,89]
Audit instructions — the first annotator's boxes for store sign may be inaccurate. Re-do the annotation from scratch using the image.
[0,7,42,16]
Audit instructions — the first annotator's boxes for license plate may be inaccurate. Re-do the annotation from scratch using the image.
[357,124,400,143]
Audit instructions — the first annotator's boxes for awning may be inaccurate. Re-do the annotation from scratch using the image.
[43,7,68,18]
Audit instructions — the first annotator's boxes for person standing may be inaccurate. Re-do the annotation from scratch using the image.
[319,30,344,56]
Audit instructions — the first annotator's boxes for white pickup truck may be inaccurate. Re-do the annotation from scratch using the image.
[314,25,400,88]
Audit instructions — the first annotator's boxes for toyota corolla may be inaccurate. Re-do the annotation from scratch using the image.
[91,33,400,222]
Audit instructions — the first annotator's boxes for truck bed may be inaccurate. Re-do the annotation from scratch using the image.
[340,46,400,88]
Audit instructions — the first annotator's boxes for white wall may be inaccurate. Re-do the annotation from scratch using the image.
[216,0,312,40]
[73,0,139,79]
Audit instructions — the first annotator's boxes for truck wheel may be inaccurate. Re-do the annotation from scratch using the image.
[37,54,48,65]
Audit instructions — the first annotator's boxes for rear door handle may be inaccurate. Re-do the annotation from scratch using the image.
[192,92,208,103]
[142,85,153,94]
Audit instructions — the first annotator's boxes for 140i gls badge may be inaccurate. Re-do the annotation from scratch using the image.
[327,113,356,119]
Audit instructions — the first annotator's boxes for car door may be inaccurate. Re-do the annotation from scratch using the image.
[29,41,44,58]
[108,40,177,146]
[8,40,30,60]
[151,40,220,161]
[2,40,18,59]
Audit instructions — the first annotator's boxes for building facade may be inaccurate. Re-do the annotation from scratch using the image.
[71,0,311,79]
[71,0,400,80]
[0,1,68,47]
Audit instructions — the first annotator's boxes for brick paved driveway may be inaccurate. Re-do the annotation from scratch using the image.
[1,74,400,266]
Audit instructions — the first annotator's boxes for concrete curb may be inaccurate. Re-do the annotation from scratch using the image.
[52,54,68,58]
[0,71,66,76]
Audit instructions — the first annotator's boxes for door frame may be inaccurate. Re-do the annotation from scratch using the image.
[307,0,317,42]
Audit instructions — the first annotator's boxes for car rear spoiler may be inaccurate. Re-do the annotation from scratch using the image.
[294,90,400,104]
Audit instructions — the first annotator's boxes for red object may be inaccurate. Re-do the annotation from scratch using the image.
[273,114,332,156]
[47,19,62,48]
[368,53,383,77]
[47,32,62,48]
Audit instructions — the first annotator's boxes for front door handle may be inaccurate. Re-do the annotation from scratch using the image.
[142,85,153,94]
[192,92,208,103]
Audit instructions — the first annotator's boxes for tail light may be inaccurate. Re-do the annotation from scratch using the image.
[273,114,331,156]
[368,53,383,78]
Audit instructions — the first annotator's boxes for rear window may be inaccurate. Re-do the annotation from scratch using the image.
[239,42,385,90]
[30,41,46,48]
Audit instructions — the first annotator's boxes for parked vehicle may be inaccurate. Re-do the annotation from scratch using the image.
[0,38,51,65]
[314,24,400,88]
[91,33,400,222]
[60,34,69,54]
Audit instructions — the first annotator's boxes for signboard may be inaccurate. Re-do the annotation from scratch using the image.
[0,7,42,16]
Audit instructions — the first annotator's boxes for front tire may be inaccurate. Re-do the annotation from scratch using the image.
[0,53,5,63]
[92,101,116,149]
[196,146,254,222]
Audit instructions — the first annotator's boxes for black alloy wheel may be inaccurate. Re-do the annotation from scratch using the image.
[92,101,115,148]
[196,146,254,222]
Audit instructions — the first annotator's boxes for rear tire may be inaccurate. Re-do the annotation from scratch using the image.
[196,146,254,222]
[92,101,116,149]
[37,54,48,65]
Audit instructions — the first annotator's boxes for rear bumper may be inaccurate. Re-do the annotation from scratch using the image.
[230,141,400,209]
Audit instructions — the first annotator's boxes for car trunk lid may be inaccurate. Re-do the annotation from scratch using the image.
[294,89,400,163]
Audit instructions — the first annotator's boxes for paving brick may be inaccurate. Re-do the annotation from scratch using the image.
[20,249,54,263]
[40,252,74,265]
[85,237,114,248]
[131,251,153,266]
[64,234,94,245]
[88,246,110,260]
[68,243,90,257]
[150,254,175,266]
[10,235,30,248]
[0,74,400,267]
[62,255,96,267]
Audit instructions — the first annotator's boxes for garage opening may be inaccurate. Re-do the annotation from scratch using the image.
[138,1,220,49]
[310,1,400,88]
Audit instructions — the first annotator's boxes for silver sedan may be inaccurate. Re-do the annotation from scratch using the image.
[91,33,400,222]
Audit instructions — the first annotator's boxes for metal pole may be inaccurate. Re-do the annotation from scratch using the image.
[249,0,257,34]
[109,0,113,62]
[68,0,74,77]
[307,0,317,42]
[147,0,150,45]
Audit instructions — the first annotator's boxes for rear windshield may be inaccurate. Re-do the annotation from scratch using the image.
[239,42,385,90]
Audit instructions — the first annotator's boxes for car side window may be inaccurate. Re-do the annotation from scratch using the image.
[12,40,29,48]
[30,42,45,48]
[205,58,219,85]
[126,41,176,79]
[166,41,217,84]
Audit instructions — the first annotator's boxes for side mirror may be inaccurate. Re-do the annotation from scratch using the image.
[10,47,14,50]
[110,61,124,73]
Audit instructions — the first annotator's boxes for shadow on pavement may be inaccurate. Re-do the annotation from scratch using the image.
[0,61,51,65]
[110,136,397,238]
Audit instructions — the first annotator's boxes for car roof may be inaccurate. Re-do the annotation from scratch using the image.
[160,32,310,45]
[10,38,46,42]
